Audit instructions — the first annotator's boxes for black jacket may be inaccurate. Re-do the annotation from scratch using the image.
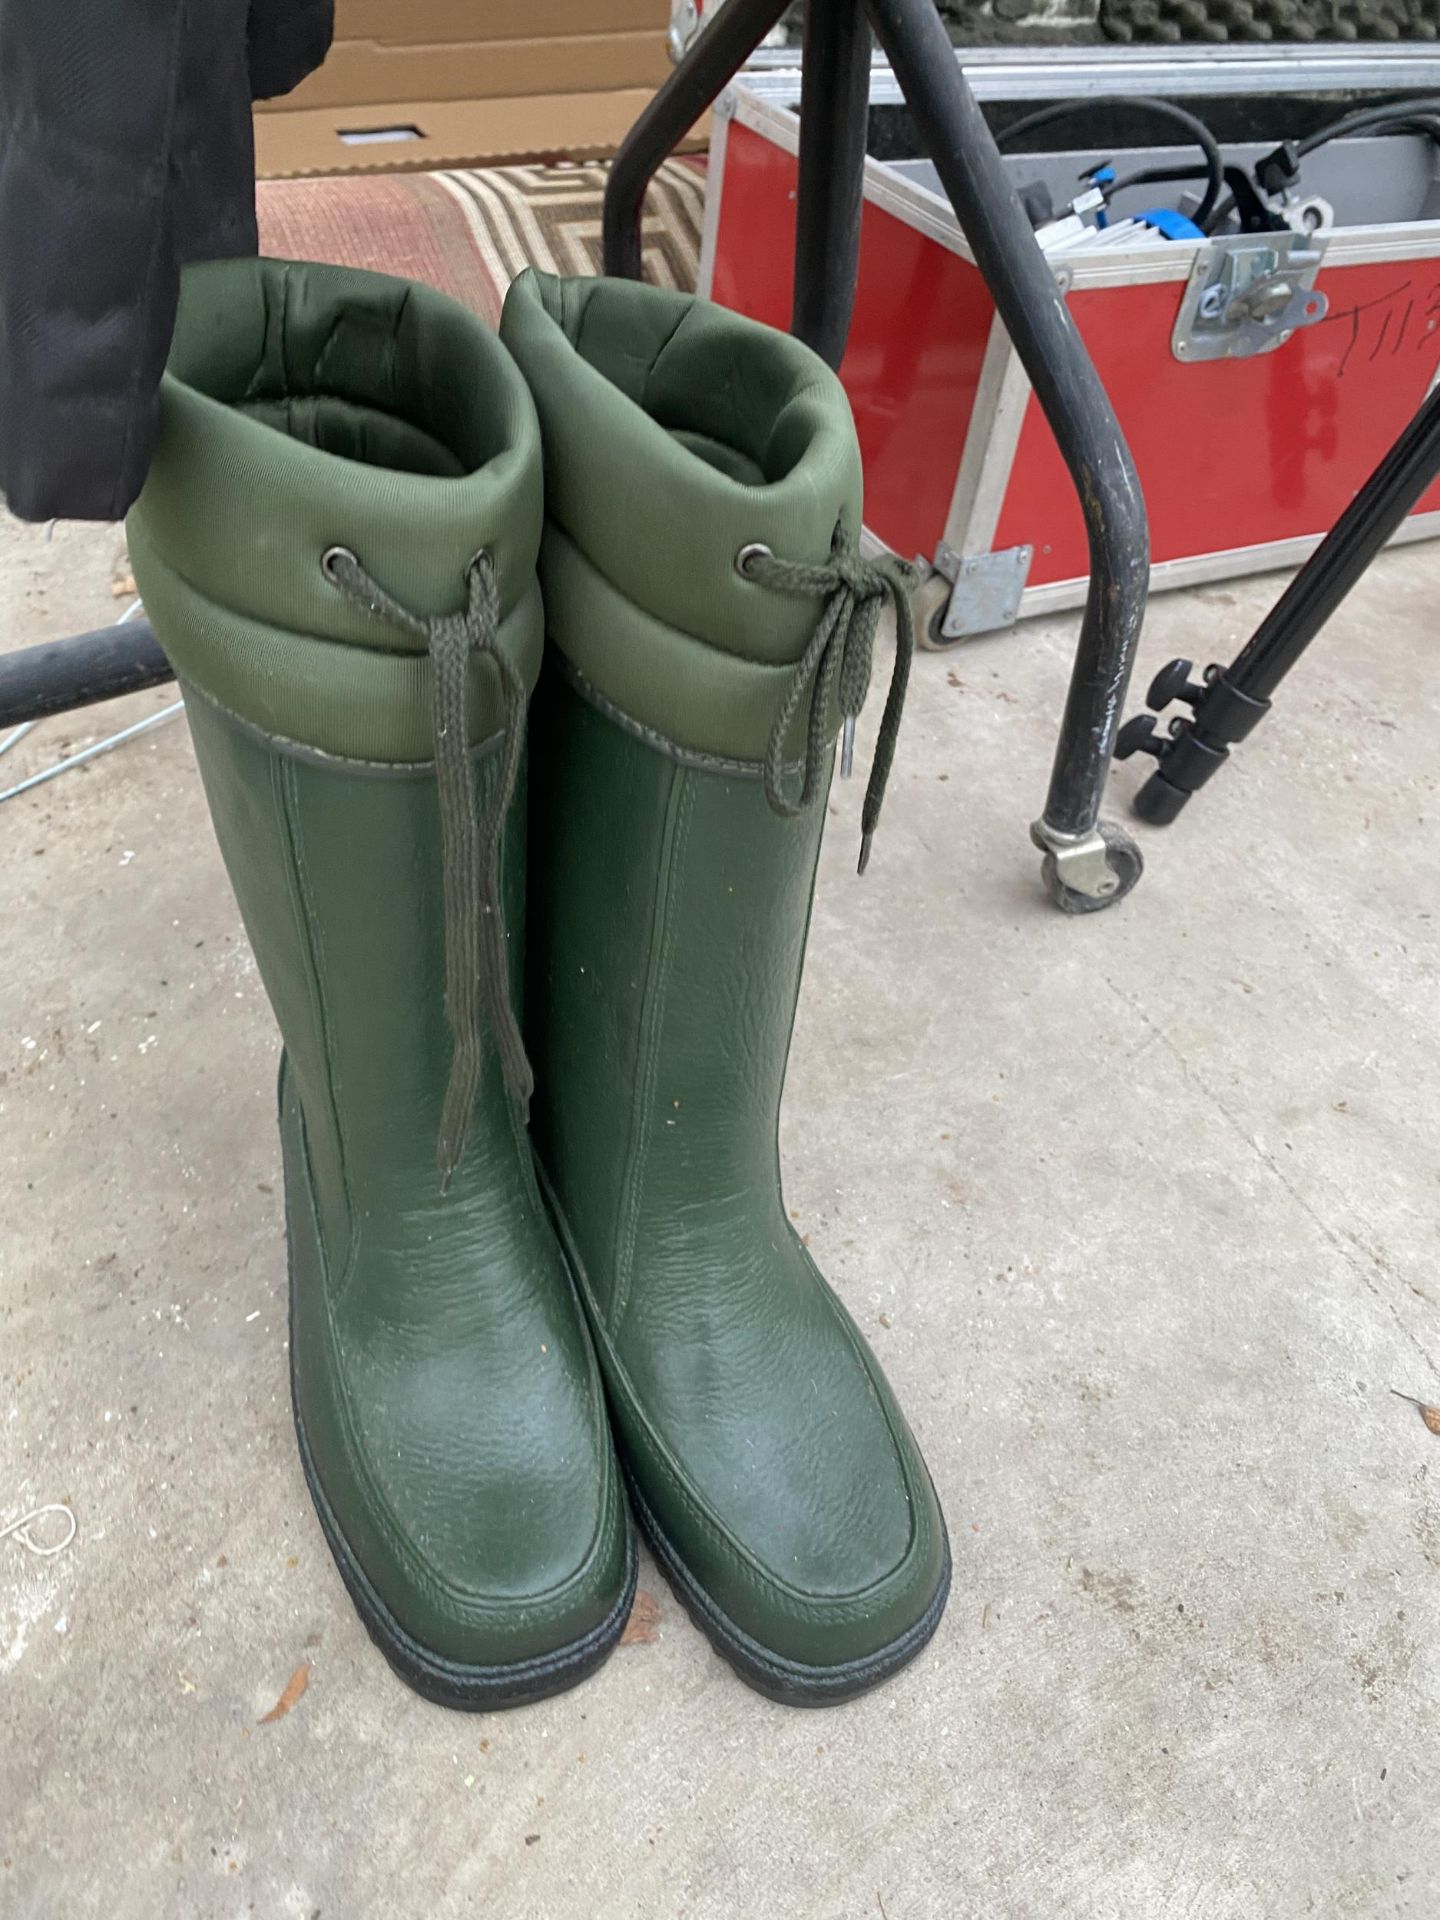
[0,1,333,523]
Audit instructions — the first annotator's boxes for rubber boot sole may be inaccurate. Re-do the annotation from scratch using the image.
[287,1271,638,1713]
[623,1459,952,1707]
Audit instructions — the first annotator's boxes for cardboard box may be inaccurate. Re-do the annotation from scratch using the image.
[257,0,678,180]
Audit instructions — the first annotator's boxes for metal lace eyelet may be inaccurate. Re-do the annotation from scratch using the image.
[735,542,773,580]
[320,545,358,585]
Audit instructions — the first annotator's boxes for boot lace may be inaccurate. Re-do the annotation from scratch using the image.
[323,545,532,1187]
[743,528,918,873]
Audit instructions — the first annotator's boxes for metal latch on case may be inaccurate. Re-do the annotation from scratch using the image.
[1172,233,1329,363]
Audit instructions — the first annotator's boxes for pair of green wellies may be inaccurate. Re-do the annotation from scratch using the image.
[128,257,950,1710]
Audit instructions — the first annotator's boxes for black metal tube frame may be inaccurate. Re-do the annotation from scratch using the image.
[0,617,173,728]
[5,0,1151,908]
[1122,376,1440,826]
[603,0,1151,894]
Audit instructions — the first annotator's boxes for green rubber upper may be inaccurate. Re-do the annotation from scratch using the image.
[504,271,949,1682]
[128,259,631,1679]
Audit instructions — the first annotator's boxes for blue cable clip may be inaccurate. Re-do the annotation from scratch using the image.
[1135,207,1207,242]
[1083,163,1116,228]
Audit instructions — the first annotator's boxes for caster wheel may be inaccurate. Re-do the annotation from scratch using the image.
[920,596,960,652]
[1040,821,1144,915]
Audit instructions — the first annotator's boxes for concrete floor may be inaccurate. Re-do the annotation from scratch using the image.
[2,507,1438,1920]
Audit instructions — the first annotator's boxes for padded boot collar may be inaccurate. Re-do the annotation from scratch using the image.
[134,258,542,663]
[501,268,863,669]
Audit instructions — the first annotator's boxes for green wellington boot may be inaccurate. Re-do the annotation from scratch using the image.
[501,269,951,1704]
[127,258,635,1709]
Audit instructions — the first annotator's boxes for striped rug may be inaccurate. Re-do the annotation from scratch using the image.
[256,158,706,329]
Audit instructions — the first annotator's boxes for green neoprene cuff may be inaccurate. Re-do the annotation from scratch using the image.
[499,269,864,761]
[128,257,544,761]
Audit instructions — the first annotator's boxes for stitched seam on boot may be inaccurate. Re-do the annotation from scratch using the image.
[552,1199,923,1622]
[277,755,359,1301]
[553,655,807,782]
[281,265,297,446]
[639,305,696,419]
[619,1341,920,1618]
[291,1087,623,1624]
[491,769,622,1504]
[607,765,694,1340]
[179,676,507,778]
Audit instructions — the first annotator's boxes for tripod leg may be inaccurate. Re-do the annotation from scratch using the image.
[1119,379,1440,826]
